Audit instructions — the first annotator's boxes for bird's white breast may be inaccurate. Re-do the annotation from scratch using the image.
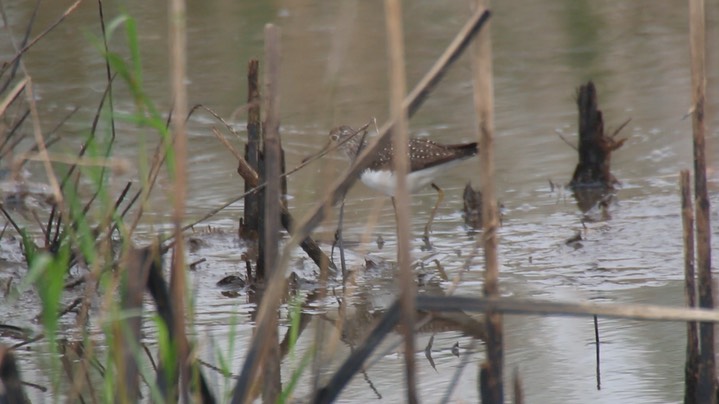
[359,164,453,197]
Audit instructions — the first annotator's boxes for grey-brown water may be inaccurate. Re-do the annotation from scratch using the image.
[1,0,719,402]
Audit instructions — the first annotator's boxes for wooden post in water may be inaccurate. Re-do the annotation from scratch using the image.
[688,0,715,401]
[242,60,261,245]
[681,170,699,403]
[471,0,502,402]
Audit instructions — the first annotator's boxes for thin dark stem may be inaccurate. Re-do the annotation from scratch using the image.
[0,0,40,93]
[594,315,601,390]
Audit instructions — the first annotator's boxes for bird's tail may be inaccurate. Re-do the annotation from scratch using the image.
[452,142,479,158]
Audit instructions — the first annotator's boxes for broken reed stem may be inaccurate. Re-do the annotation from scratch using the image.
[259,23,282,403]
[471,0,502,402]
[681,170,699,403]
[383,0,417,402]
[688,0,715,402]
[0,77,28,117]
[168,0,190,399]
[417,295,719,323]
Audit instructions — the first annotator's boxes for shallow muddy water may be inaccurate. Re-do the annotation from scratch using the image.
[2,0,719,402]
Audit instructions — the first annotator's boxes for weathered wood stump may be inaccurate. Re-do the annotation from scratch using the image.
[569,81,627,212]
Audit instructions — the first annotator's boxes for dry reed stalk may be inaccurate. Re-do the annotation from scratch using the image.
[688,0,715,402]
[0,77,27,116]
[25,81,63,206]
[15,152,129,171]
[471,0,502,402]
[416,295,719,323]
[681,170,699,403]
[127,118,173,235]
[259,23,282,403]
[168,0,190,399]
[383,0,417,402]
[321,129,378,398]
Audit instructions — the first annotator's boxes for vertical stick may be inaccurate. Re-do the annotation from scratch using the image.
[681,170,699,403]
[0,347,25,403]
[512,368,524,404]
[168,0,189,399]
[243,59,261,245]
[383,0,417,402]
[117,248,152,403]
[471,0,503,402]
[261,23,282,403]
[688,0,714,402]
[594,315,601,390]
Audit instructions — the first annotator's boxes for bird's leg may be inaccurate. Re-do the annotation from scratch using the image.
[424,183,444,242]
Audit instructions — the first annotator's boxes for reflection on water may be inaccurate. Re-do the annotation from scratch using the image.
[1,0,718,402]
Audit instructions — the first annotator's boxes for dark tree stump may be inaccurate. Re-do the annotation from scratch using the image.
[569,81,627,212]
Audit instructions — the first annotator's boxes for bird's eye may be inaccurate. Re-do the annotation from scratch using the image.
[330,134,339,141]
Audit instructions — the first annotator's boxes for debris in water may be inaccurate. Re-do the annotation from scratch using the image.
[565,231,583,249]
[189,258,206,270]
[424,335,437,372]
[216,275,246,289]
[462,182,482,229]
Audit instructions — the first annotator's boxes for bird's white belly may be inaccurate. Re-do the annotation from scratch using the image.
[360,164,451,197]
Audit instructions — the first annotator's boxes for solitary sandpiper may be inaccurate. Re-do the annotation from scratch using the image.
[328,125,478,240]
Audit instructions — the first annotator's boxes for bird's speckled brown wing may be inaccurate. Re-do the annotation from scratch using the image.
[368,138,478,172]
